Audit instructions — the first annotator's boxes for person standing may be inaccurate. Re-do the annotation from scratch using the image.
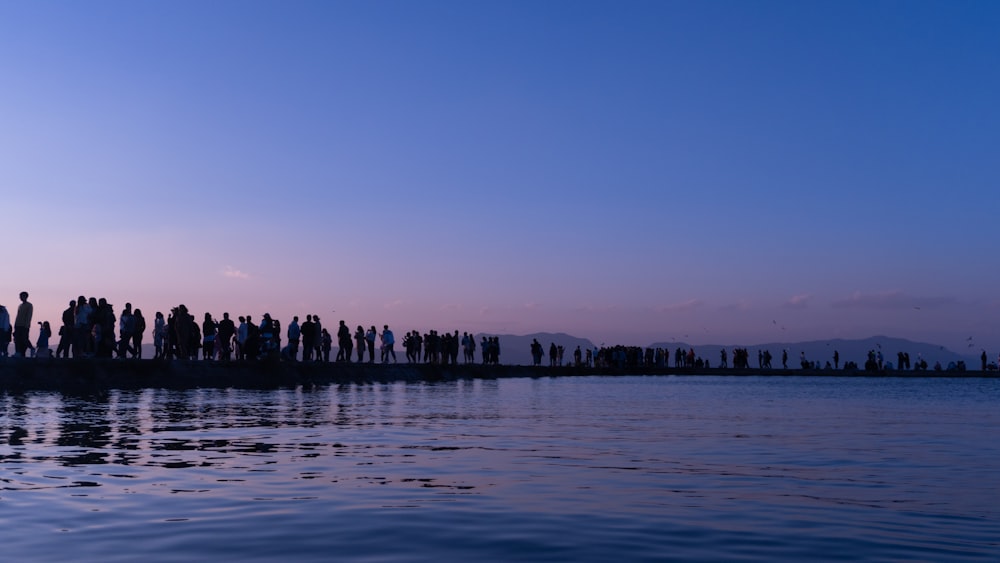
[321,328,332,362]
[217,312,235,361]
[202,312,217,360]
[57,299,75,358]
[153,312,166,359]
[354,325,366,363]
[0,305,11,357]
[365,326,377,363]
[118,303,134,358]
[35,321,52,358]
[312,316,323,362]
[336,320,351,362]
[380,325,396,363]
[287,316,300,361]
[300,315,315,361]
[236,316,248,360]
[14,291,33,357]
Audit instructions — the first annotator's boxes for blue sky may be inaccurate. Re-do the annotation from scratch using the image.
[1,1,997,352]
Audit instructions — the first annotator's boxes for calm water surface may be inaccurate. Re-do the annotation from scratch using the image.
[1,376,997,561]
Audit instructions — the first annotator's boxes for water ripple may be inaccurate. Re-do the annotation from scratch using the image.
[0,377,997,560]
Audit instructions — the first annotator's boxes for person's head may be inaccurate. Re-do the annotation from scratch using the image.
[223,312,230,320]
[293,316,299,322]
[134,309,142,317]
[19,291,28,301]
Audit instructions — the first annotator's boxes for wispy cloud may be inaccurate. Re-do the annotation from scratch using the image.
[832,290,955,310]
[718,300,751,312]
[575,304,621,313]
[383,299,405,310]
[784,293,812,309]
[223,265,250,280]
[657,299,704,313]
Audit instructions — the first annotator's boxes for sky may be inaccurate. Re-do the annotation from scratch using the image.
[1,0,998,353]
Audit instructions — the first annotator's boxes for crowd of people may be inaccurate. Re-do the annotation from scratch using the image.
[0,292,504,365]
[1,292,994,372]
[528,340,996,373]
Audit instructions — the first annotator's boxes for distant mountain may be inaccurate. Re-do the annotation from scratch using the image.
[648,336,975,369]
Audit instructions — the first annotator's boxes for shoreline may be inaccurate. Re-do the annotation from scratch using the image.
[0,358,996,391]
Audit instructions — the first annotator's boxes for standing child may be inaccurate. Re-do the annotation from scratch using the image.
[35,321,52,358]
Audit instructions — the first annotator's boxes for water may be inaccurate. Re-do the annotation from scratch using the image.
[1,376,997,561]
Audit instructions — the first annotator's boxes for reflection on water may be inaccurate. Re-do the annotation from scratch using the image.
[1,377,998,561]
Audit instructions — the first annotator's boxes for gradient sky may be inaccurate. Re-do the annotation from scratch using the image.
[1,1,997,352]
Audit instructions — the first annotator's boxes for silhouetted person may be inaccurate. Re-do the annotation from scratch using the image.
[217,313,235,361]
[259,314,276,359]
[236,316,248,360]
[74,296,92,357]
[301,315,315,361]
[153,312,166,359]
[366,326,376,363]
[201,313,216,360]
[118,303,134,358]
[287,316,300,361]
[56,299,74,358]
[13,292,33,357]
[175,305,191,359]
[131,309,146,359]
[0,305,9,357]
[355,325,366,363]
[381,325,396,363]
[311,316,323,361]
[34,321,52,357]
[321,328,332,362]
[337,321,351,362]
